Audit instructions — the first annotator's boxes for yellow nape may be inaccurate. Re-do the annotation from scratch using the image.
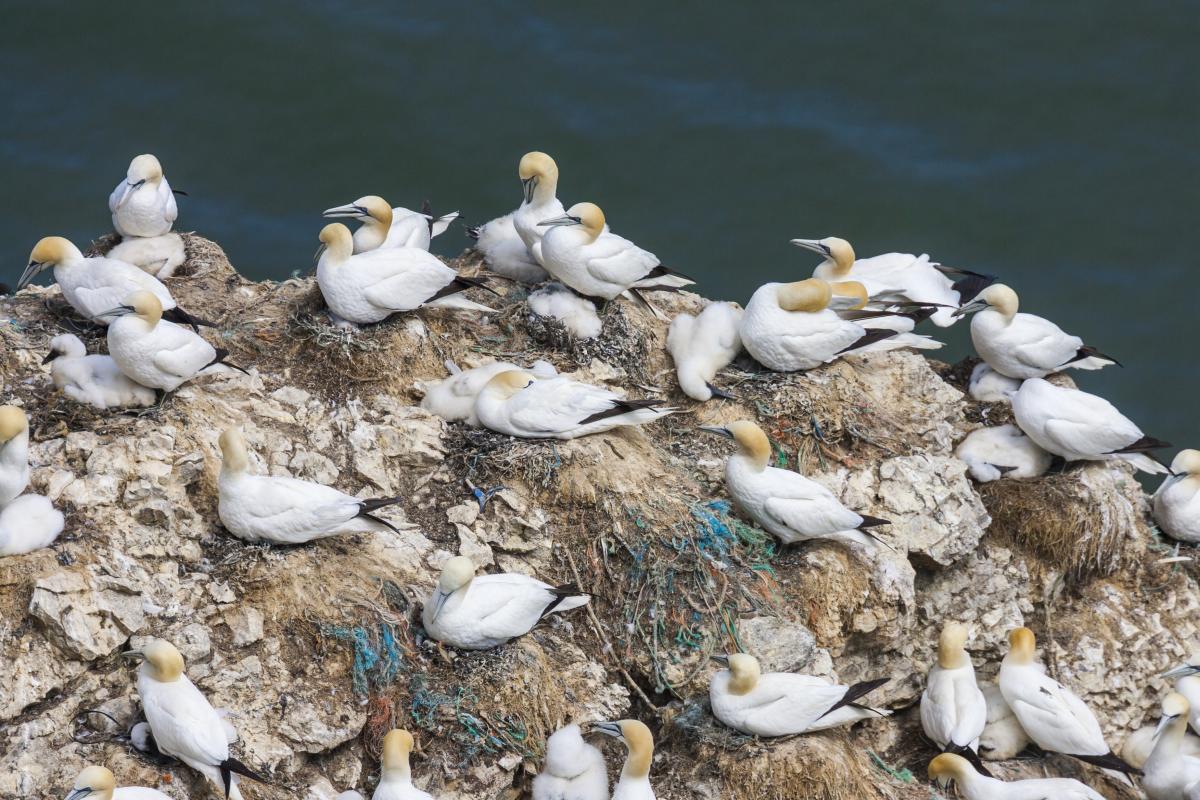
[937,622,970,669]
[29,236,76,267]
[486,370,536,397]
[831,280,869,310]
[777,279,833,313]
[382,728,415,771]
[519,151,558,181]
[982,284,1019,317]
[568,202,606,240]
[1007,626,1036,663]
[727,420,772,468]
[125,291,164,325]
[142,638,186,681]
[0,405,28,442]
[727,652,762,695]
[357,196,393,225]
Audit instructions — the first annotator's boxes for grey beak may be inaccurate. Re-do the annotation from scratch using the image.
[789,238,832,257]
[591,721,623,739]
[1154,713,1179,740]
[322,203,368,219]
[710,654,730,666]
[536,213,581,228]
[521,176,536,204]
[952,299,988,318]
[41,351,57,365]
[120,649,145,661]
[428,588,450,622]
[17,260,45,290]
[97,304,136,319]
[1161,664,1200,680]
[698,426,734,439]
[66,788,92,800]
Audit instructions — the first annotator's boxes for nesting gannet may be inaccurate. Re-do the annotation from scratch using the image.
[538,203,693,300]
[421,556,589,650]
[709,653,889,736]
[316,223,493,324]
[0,405,30,505]
[420,359,557,425]
[1163,661,1200,735]
[998,627,1136,775]
[701,421,891,549]
[373,729,434,800]
[322,196,457,253]
[828,281,944,351]
[667,302,743,401]
[511,152,566,255]
[110,154,178,238]
[1125,722,1200,770]
[532,723,608,800]
[108,233,186,279]
[474,371,674,440]
[466,213,547,283]
[1144,693,1200,800]
[105,292,238,391]
[740,279,911,372]
[921,623,988,770]
[968,363,1022,404]
[125,638,267,800]
[928,753,1103,800]
[1012,378,1170,474]
[45,334,156,410]
[954,424,1053,483]
[65,765,171,800]
[593,720,656,800]
[0,493,65,556]
[955,284,1118,379]
[218,427,403,543]
[528,283,603,339]
[791,236,994,327]
[978,683,1030,761]
[1154,451,1200,543]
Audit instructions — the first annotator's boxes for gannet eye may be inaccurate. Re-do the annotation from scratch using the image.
[570,216,582,224]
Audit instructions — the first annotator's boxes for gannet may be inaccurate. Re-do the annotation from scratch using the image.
[593,720,657,800]
[998,627,1136,775]
[511,152,566,256]
[532,723,608,800]
[1154,451,1200,543]
[1012,378,1170,474]
[700,420,891,548]
[373,729,434,800]
[928,753,1103,800]
[218,427,403,543]
[125,638,267,800]
[45,334,156,410]
[954,424,1053,483]
[955,284,1118,379]
[1144,693,1200,800]
[740,279,911,372]
[528,283,603,339]
[421,556,589,649]
[316,223,493,324]
[709,653,889,736]
[466,213,547,283]
[538,203,693,300]
[65,765,171,800]
[104,292,238,391]
[968,363,1021,404]
[108,233,186,279]
[0,493,65,556]
[474,370,674,440]
[828,281,944,351]
[420,359,557,425]
[0,405,30,505]
[109,154,178,238]
[1163,659,1200,734]
[978,683,1030,761]
[1125,722,1200,770]
[322,196,457,253]
[667,301,743,401]
[921,623,988,770]
[791,236,994,327]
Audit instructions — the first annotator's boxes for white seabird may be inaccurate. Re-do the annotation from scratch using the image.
[108,233,186,279]
[511,151,566,257]
[65,765,170,800]
[1163,658,1200,734]
[998,627,1136,776]
[700,420,891,549]
[421,555,589,650]
[968,363,1022,404]
[420,359,556,425]
[218,426,403,543]
[373,729,434,800]
[828,281,944,351]
[667,301,743,401]
[474,370,674,440]
[1154,451,1200,543]
[709,652,889,736]
[0,493,65,556]
[532,723,608,800]
[920,622,988,770]
[322,195,457,253]
[45,334,156,410]
[528,282,603,340]
[125,638,267,800]
[1125,722,1200,770]
[978,683,1030,761]
[928,753,1103,800]
[954,424,1053,483]
[955,284,1118,379]
[593,720,657,800]
[1144,693,1200,800]
[316,223,493,324]
[467,212,547,283]
[110,154,178,238]
[0,405,30,505]
[1012,378,1170,474]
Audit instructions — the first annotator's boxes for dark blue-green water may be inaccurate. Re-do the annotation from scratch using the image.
[2,1,1196,453]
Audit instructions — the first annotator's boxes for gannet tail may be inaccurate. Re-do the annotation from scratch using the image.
[943,743,992,777]
[837,328,900,355]
[890,333,945,351]
[356,496,404,534]
[578,398,667,426]
[541,584,591,618]
[1108,435,1171,473]
[817,677,889,720]
[208,349,251,376]
[162,306,217,331]
[220,757,269,797]
[631,264,696,291]
[1062,345,1121,370]
[935,264,997,304]
[1067,750,1141,777]
[625,288,671,321]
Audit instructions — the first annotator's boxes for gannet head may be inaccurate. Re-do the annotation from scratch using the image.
[1169,450,1200,479]
[711,652,761,695]
[219,427,249,475]
[66,765,117,800]
[1005,626,1037,666]
[99,291,163,326]
[1155,692,1190,740]
[381,728,415,776]
[937,622,971,669]
[19,236,83,289]
[790,237,855,275]
[122,637,185,682]
[955,283,1018,319]
[518,151,559,203]
[830,280,870,311]
[318,223,355,263]
[593,719,654,779]
[428,556,475,621]
[44,334,87,364]
[0,406,28,444]
[928,753,971,788]
[322,195,393,228]
[537,202,605,244]
[483,370,536,400]
[127,154,165,185]
[776,278,833,312]
[698,420,771,471]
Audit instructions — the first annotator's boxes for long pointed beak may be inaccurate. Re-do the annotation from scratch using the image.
[97,304,136,319]
[1162,664,1200,679]
[790,238,831,257]
[952,299,988,318]
[428,588,450,622]
[41,351,57,365]
[591,721,623,739]
[709,654,730,666]
[1154,714,1178,740]
[120,649,145,661]
[536,214,578,228]
[112,180,135,209]
[322,203,366,219]
[521,177,535,204]
[698,426,734,439]
[66,788,92,800]
[17,261,44,290]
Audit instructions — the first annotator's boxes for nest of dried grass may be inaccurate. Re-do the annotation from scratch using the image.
[442,425,565,490]
[507,300,654,382]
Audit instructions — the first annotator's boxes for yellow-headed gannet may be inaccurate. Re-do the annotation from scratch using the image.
[0,405,30,505]
[124,638,268,800]
[791,236,994,327]
[1125,723,1200,770]
[109,154,178,238]
[475,370,674,440]
[108,233,186,279]
[1154,451,1200,543]
[954,424,1053,483]
[593,720,657,800]
[466,212,547,283]
[998,627,1136,776]
[512,151,565,256]
[921,623,988,772]
[420,358,557,425]
[978,683,1030,761]
[667,301,743,401]
[928,753,1103,800]
[528,283,603,340]
[421,555,589,649]
[955,285,1118,379]
[218,427,403,543]
[1144,693,1200,800]
[1163,657,1200,734]
[828,281,944,351]
[45,334,156,410]
[0,493,65,556]
[374,729,434,800]
[322,196,457,253]
[709,652,889,736]
[1012,378,1170,474]
[532,723,608,800]
[316,223,493,325]
[700,420,891,549]
[968,363,1022,404]
[65,765,170,800]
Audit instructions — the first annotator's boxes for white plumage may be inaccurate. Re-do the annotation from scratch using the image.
[929,753,1103,800]
[373,730,434,800]
[667,302,743,401]
[322,195,456,253]
[968,363,1021,404]
[0,406,30,506]
[528,283,603,340]
[1155,451,1200,543]
[106,292,219,391]
[46,334,156,410]
[1124,723,1200,770]
[920,623,987,755]
[420,358,557,425]
[109,154,178,238]
[108,233,186,279]
[827,281,943,351]
[532,724,608,800]
[511,151,566,258]
[954,424,1052,483]
[0,494,64,556]
[469,212,547,283]
[594,721,656,800]
[66,765,171,800]
[978,683,1030,761]
[1144,693,1200,800]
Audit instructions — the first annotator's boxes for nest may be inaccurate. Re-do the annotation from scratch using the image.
[442,425,565,490]
[514,300,653,383]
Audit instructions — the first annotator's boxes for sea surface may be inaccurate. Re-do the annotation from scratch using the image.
[2,1,1195,458]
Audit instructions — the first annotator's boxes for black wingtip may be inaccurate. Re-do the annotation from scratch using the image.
[210,348,251,376]
[944,743,993,777]
[358,495,405,513]
[817,676,889,719]
[705,382,738,401]
[162,306,217,331]
[1109,435,1172,455]
[577,398,664,426]
[1066,345,1123,368]
[838,328,898,355]
[220,757,270,796]
[540,583,590,618]
[1068,749,1141,776]
[359,511,400,534]
[429,275,501,302]
[856,514,891,529]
